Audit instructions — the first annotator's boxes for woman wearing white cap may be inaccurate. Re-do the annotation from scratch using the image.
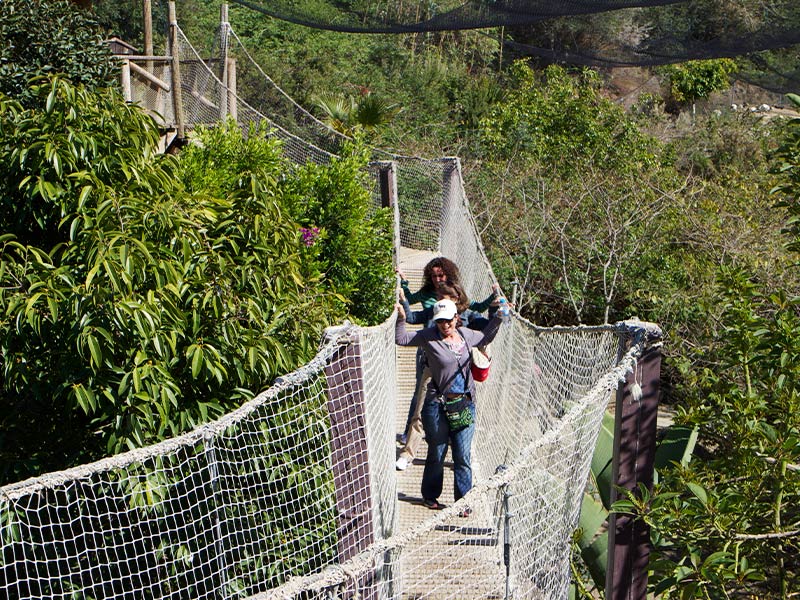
[395,298,502,512]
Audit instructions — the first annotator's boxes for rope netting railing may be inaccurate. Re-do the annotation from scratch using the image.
[171,23,339,166]
[249,321,648,600]
[172,22,471,251]
[0,323,373,598]
[0,150,659,597]
[0,315,648,599]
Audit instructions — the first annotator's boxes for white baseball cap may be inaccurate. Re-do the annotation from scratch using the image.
[433,299,458,322]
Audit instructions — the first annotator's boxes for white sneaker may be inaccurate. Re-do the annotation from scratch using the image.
[395,456,409,471]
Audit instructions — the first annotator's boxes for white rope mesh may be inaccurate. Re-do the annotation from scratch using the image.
[174,25,337,166]
[1,22,664,600]
[0,327,362,598]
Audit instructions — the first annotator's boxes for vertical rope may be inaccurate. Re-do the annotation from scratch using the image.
[204,434,230,596]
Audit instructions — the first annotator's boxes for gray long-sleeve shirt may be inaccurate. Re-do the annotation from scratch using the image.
[395,314,502,401]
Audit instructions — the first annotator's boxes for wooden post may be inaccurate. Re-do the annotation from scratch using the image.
[378,162,397,209]
[440,157,459,256]
[323,333,374,561]
[375,161,400,269]
[120,58,132,102]
[219,3,229,120]
[606,322,662,600]
[143,0,153,71]
[370,161,400,263]
[322,328,379,599]
[168,1,185,140]
[227,58,237,122]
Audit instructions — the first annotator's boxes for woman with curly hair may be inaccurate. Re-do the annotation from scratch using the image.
[398,257,462,308]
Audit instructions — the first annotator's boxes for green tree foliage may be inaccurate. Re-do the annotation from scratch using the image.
[625,270,800,598]
[470,62,680,325]
[0,0,118,107]
[659,59,738,111]
[284,142,395,324]
[643,109,789,341]
[0,78,392,484]
[167,0,503,154]
[468,59,790,342]
[608,103,800,599]
[313,90,402,138]
[478,62,661,175]
[773,93,800,252]
[90,0,169,52]
[179,121,395,325]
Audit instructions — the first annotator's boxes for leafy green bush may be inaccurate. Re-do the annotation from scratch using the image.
[90,0,169,52]
[285,140,395,324]
[0,0,118,107]
[478,62,661,177]
[469,62,681,325]
[639,268,800,598]
[773,93,800,253]
[0,79,392,483]
[658,59,738,112]
[469,60,791,341]
[180,122,395,325]
[613,105,800,599]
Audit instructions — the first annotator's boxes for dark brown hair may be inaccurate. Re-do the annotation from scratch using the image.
[420,257,461,295]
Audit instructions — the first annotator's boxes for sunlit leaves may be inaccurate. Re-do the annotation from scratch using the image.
[478,62,660,177]
[646,269,800,597]
[772,97,800,254]
[658,59,738,107]
[0,79,391,483]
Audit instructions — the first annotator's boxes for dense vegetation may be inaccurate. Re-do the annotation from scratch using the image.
[0,0,118,108]
[0,0,393,484]
[3,0,800,596]
[630,97,800,599]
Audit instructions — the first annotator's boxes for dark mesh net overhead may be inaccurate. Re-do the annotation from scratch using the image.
[230,0,800,93]
[230,0,685,33]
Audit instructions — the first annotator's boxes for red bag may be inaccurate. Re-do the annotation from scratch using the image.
[470,347,492,382]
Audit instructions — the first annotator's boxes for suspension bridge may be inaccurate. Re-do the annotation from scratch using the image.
[0,4,663,599]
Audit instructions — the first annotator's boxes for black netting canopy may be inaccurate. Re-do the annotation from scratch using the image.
[231,0,690,33]
[231,0,800,93]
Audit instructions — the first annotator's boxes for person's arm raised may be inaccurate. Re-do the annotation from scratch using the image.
[395,303,428,346]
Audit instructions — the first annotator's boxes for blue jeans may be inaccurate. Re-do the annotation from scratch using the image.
[421,400,476,502]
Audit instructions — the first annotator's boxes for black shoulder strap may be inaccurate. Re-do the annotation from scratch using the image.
[430,330,471,396]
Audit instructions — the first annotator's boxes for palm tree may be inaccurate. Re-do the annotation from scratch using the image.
[313,89,401,136]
